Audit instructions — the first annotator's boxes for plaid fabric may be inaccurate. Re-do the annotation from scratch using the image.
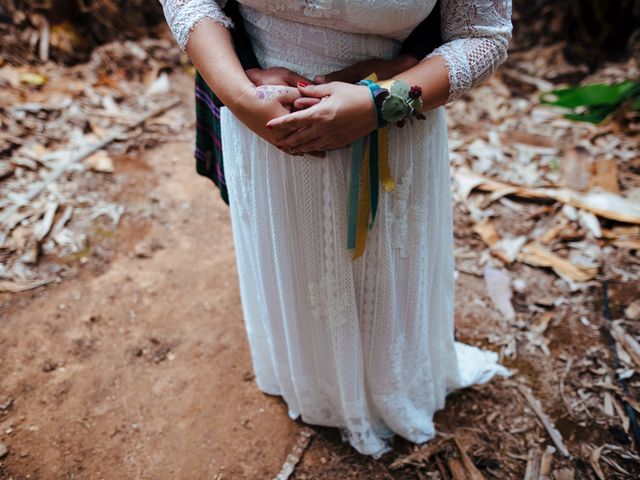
[194,0,260,206]
[195,70,229,205]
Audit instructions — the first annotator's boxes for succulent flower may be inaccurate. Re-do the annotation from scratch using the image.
[381,96,411,124]
[390,80,410,98]
[409,85,422,98]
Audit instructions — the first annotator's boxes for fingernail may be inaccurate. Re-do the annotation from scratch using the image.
[298,81,309,87]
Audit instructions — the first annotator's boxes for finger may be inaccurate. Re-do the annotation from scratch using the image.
[266,108,316,130]
[279,125,320,149]
[276,145,302,156]
[297,82,332,99]
[271,126,303,142]
[255,85,304,104]
[245,68,263,86]
[285,72,314,88]
[320,65,359,84]
[273,86,303,105]
[292,138,328,155]
[293,97,321,110]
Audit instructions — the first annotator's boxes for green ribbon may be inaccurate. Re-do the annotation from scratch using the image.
[369,129,379,227]
[347,137,364,250]
[347,131,381,257]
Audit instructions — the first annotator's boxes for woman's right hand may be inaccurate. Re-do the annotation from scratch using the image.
[231,84,326,157]
[232,84,301,144]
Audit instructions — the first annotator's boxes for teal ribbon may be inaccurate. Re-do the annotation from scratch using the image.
[347,79,385,255]
[347,137,364,250]
[358,79,386,128]
[369,129,379,227]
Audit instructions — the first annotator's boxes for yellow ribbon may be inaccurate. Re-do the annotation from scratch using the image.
[378,127,395,192]
[353,137,370,259]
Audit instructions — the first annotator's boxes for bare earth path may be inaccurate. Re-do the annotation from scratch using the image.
[0,142,303,479]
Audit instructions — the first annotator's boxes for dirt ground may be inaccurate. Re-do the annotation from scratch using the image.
[0,137,311,478]
[1,73,639,479]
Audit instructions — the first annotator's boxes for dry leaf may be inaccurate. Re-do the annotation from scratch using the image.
[0,278,55,293]
[611,323,640,369]
[484,266,516,320]
[591,157,620,193]
[589,446,606,480]
[518,241,598,283]
[561,147,591,191]
[85,150,115,173]
[454,170,640,224]
[577,209,602,238]
[20,72,48,86]
[624,300,640,320]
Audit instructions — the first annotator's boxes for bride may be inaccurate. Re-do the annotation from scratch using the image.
[160,0,512,457]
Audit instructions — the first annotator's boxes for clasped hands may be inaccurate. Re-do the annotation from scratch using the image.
[231,56,419,157]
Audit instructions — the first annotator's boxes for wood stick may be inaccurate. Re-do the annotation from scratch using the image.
[390,441,445,470]
[272,427,315,480]
[611,323,640,370]
[523,448,541,480]
[436,455,452,480]
[453,437,486,480]
[589,445,606,480]
[516,385,571,458]
[539,445,556,479]
[553,468,574,480]
[447,457,468,480]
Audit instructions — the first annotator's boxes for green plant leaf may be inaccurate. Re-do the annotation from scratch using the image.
[564,103,619,124]
[540,81,640,108]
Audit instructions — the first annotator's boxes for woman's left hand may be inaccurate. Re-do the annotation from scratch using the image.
[266,82,377,154]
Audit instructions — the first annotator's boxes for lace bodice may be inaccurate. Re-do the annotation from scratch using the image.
[159,0,511,102]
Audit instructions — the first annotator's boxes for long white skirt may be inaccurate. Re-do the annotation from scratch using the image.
[220,105,509,458]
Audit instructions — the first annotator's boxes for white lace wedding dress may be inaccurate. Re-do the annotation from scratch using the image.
[161,0,513,457]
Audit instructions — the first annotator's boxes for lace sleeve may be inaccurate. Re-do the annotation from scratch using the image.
[159,0,234,51]
[425,0,512,102]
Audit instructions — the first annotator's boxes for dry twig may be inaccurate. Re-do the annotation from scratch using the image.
[516,385,571,458]
[523,448,541,480]
[453,437,486,480]
[539,445,556,480]
[389,440,446,470]
[272,427,315,480]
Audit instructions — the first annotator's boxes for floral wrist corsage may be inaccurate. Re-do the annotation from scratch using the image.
[358,78,426,128]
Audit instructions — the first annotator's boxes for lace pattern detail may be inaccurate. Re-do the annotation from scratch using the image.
[387,163,413,259]
[426,0,512,102]
[159,0,234,51]
[160,0,511,99]
[302,0,339,18]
